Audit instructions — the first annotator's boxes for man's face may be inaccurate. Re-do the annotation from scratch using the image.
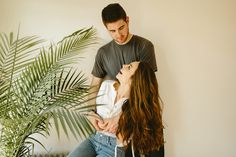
[106,17,129,44]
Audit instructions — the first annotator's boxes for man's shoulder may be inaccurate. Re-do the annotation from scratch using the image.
[132,35,153,45]
[99,40,114,51]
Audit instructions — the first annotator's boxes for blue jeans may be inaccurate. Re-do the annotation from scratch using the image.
[67,132,119,157]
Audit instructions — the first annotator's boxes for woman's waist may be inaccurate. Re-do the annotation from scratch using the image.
[96,131,116,138]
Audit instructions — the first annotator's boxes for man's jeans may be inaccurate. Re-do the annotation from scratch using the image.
[67,132,125,157]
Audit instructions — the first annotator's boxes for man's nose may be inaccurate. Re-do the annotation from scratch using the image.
[116,31,121,38]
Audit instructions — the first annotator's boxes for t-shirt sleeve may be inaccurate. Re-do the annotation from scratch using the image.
[91,48,106,78]
[140,41,157,72]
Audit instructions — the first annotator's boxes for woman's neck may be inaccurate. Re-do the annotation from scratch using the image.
[116,83,131,99]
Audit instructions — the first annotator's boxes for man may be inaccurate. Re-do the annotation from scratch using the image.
[88,3,157,132]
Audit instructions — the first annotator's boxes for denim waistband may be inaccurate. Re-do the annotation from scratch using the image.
[94,132,117,146]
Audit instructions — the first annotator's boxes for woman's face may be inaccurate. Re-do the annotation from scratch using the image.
[116,61,140,83]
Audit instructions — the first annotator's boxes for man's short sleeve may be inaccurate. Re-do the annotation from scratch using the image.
[91,48,106,78]
[140,41,157,72]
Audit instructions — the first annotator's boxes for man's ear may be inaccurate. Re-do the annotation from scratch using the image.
[126,16,129,23]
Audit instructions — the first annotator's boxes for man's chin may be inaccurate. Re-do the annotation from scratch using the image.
[115,39,125,44]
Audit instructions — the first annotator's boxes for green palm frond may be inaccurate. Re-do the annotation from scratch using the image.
[0,27,97,157]
[0,31,45,81]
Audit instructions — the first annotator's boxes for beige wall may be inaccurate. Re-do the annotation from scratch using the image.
[1,0,236,156]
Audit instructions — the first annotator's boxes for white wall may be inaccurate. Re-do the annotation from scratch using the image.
[1,0,236,157]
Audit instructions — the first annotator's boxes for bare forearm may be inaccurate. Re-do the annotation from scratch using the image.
[88,76,103,110]
[88,86,99,110]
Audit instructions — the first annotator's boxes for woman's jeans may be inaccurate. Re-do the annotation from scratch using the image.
[67,132,164,157]
[67,132,121,157]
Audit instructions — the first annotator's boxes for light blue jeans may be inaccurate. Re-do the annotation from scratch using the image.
[67,132,124,157]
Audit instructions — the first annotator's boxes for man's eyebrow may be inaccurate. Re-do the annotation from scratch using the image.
[119,25,125,29]
[130,64,132,67]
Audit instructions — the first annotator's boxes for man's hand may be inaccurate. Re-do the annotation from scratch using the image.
[99,114,120,134]
[85,111,104,131]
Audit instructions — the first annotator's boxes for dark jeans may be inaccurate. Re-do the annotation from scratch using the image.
[68,131,164,157]
[67,132,116,157]
[116,145,165,157]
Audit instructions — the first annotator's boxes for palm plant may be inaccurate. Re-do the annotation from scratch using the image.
[0,27,97,157]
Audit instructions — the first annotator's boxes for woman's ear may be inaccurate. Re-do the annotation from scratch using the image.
[113,81,120,90]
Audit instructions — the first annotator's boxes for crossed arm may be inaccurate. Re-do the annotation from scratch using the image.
[86,111,120,134]
[87,76,120,133]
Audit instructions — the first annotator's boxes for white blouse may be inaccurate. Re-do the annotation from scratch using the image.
[96,80,127,137]
[96,80,127,119]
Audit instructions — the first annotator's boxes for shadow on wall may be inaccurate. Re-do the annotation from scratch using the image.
[155,43,183,157]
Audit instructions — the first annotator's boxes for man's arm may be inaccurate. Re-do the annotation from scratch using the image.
[88,76,103,110]
[86,76,104,131]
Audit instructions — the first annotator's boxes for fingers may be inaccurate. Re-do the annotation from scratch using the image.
[101,117,119,133]
[103,122,118,133]
[110,125,118,133]
[83,112,104,131]
[110,124,118,133]
[93,123,103,131]
[91,119,103,131]
[82,111,119,133]
[98,121,108,128]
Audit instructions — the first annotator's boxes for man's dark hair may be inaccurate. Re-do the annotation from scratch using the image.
[102,3,127,26]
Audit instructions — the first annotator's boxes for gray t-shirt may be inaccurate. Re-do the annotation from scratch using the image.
[92,35,157,80]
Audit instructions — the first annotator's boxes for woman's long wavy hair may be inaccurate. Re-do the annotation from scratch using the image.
[116,62,164,154]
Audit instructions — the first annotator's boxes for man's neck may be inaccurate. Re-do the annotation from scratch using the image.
[115,34,133,45]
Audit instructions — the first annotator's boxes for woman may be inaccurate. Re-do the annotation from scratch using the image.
[68,61,164,157]
[116,61,164,157]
